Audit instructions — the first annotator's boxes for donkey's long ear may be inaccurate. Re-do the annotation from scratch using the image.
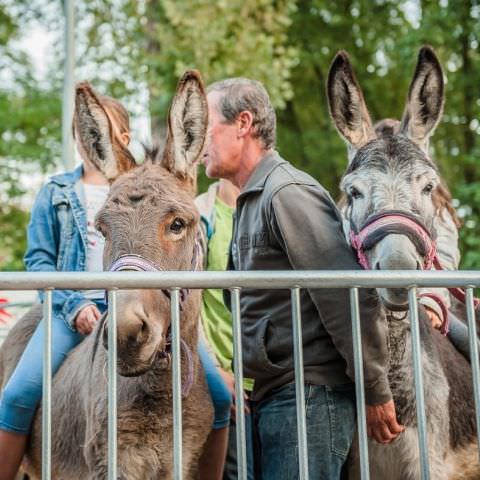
[400,46,444,153]
[74,82,135,182]
[163,70,208,182]
[327,51,375,162]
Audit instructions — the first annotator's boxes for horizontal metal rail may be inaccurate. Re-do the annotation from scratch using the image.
[0,301,35,309]
[0,270,479,290]
[2,270,479,480]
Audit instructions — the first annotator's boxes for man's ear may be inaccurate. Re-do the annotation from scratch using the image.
[237,111,254,137]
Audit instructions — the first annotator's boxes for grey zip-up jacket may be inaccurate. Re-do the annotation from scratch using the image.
[227,152,392,404]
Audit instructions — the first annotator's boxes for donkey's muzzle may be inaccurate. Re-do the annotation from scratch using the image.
[350,210,436,270]
[102,316,149,351]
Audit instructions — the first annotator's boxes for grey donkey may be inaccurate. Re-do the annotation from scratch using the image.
[0,71,213,479]
[328,47,479,479]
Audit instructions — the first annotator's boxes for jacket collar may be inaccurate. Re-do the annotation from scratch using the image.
[50,164,84,186]
[241,150,285,194]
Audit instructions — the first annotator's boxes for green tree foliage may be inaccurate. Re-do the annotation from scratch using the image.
[276,0,412,195]
[392,0,480,268]
[0,1,61,270]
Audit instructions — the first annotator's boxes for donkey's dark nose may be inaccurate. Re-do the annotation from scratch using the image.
[103,318,149,349]
[119,316,149,350]
[375,261,381,270]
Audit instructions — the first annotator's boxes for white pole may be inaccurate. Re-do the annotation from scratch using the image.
[62,0,75,170]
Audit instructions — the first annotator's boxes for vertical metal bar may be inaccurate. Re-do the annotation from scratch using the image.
[291,287,309,480]
[108,290,118,480]
[408,287,430,480]
[42,289,53,480]
[62,0,75,170]
[231,287,247,480]
[171,288,182,480]
[466,288,480,460]
[350,287,370,480]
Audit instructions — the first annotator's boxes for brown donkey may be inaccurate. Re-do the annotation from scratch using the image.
[328,47,479,479]
[0,71,213,479]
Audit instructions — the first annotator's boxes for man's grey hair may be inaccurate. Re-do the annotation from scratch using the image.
[207,78,276,150]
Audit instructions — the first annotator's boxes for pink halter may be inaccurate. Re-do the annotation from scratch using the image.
[349,210,479,335]
[108,240,200,309]
[349,211,437,270]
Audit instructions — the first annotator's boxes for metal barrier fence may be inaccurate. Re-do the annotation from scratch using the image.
[0,270,479,480]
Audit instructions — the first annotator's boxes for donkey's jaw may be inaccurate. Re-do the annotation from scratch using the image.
[378,289,410,312]
[116,339,169,377]
[368,234,422,310]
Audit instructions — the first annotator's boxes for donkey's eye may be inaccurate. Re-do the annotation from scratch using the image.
[349,186,363,200]
[422,183,434,195]
[170,218,186,234]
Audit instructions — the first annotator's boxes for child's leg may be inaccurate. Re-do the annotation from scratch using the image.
[197,340,232,480]
[447,312,479,361]
[0,316,84,480]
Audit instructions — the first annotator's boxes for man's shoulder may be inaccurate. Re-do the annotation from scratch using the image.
[264,157,329,202]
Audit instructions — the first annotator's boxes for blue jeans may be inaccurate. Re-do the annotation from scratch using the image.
[0,303,230,434]
[0,299,107,434]
[223,404,255,480]
[254,382,355,480]
[198,341,232,429]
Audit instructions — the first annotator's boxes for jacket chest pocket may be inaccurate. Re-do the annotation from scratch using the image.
[238,231,280,268]
[239,230,277,253]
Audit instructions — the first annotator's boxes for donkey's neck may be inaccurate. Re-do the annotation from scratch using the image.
[386,309,448,428]
[386,313,419,426]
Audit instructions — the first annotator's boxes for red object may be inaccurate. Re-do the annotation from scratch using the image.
[0,298,12,325]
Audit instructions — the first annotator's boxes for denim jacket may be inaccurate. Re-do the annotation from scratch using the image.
[24,165,96,331]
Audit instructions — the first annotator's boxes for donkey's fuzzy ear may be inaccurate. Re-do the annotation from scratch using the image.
[163,70,208,181]
[74,82,135,182]
[400,46,444,153]
[327,51,375,162]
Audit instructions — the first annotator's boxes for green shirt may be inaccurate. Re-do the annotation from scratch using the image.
[201,197,254,391]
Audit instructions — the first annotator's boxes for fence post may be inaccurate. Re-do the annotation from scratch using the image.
[171,288,183,479]
[408,288,430,480]
[42,289,53,480]
[350,287,370,480]
[231,287,247,480]
[108,289,118,480]
[466,287,480,460]
[291,287,309,479]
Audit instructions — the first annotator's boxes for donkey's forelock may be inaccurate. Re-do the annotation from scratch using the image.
[345,134,438,177]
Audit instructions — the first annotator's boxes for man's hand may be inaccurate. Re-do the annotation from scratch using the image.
[424,306,442,329]
[366,399,404,444]
[74,304,102,335]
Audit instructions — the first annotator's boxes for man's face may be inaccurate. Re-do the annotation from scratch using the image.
[203,91,241,180]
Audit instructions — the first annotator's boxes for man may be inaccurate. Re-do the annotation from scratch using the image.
[203,78,403,479]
